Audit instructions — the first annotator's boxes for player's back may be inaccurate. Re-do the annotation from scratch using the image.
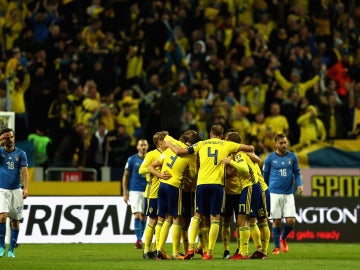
[195,138,240,185]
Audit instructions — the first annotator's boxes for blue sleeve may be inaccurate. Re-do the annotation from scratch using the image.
[125,156,133,171]
[262,155,271,185]
[292,155,302,187]
[20,151,28,167]
[188,146,194,154]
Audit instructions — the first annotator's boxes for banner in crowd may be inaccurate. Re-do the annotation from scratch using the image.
[293,140,360,168]
[19,196,360,243]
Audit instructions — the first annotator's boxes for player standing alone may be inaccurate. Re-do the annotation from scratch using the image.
[262,133,303,255]
[0,128,29,258]
[122,139,149,249]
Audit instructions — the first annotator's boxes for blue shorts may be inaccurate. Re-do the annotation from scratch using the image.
[239,182,263,217]
[221,193,241,217]
[195,184,224,216]
[182,191,195,219]
[157,182,182,218]
[144,198,158,218]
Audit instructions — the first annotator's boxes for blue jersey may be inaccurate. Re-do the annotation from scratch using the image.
[125,154,147,192]
[262,151,302,194]
[0,147,28,190]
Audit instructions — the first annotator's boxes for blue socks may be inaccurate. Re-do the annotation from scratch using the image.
[272,226,281,248]
[0,223,5,248]
[9,228,19,252]
[134,218,142,241]
[141,220,146,237]
[281,223,293,240]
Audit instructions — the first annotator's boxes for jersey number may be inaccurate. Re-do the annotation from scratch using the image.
[166,155,177,169]
[208,147,218,165]
[6,161,14,170]
[279,169,287,177]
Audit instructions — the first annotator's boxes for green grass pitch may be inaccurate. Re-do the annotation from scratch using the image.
[0,243,359,270]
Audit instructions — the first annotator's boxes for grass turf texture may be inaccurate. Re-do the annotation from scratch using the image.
[0,243,359,270]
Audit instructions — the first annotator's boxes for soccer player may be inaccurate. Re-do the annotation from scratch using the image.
[221,131,249,259]
[248,163,271,259]
[139,131,170,259]
[0,128,29,258]
[178,130,200,255]
[262,133,303,255]
[222,131,265,260]
[166,124,254,260]
[149,131,202,260]
[122,138,149,249]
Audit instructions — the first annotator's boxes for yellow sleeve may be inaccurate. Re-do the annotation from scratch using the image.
[274,69,292,92]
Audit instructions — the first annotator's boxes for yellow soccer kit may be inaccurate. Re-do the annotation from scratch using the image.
[139,149,162,199]
[190,138,241,186]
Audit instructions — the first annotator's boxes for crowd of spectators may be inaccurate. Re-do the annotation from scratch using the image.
[1,0,360,179]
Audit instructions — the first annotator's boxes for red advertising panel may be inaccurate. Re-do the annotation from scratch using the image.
[62,171,82,182]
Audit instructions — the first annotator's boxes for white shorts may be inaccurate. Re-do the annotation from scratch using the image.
[269,193,296,219]
[0,188,24,220]
[129,191,144,214]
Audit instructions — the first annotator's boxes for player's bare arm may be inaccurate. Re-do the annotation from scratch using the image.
[165,141,189,156]
[244,151,261,163]
[147,159,172,180]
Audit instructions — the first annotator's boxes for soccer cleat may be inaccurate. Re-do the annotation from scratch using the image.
[8,250,15,258]
[0,247,4,257]
[155,250,171,260]
[195,247,203,256]
[171,254,184,260]
[280,237,289,252]
[135,240,143,249]
[229,253,249,260]
[272,247,280,255]
[223,250,230,259]
[183,249,194,260]
[250,250,266,259]
[202,253,213,260]
[143,251,156,259]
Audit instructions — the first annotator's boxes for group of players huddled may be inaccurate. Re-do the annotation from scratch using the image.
[135,124,271,260]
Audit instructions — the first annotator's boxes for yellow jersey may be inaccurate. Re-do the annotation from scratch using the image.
[190,138,241,186]
[225,152,249,195]
[139,149,162,199]
[158,144,196,189]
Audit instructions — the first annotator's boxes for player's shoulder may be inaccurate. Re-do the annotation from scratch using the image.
[14,147,26,155]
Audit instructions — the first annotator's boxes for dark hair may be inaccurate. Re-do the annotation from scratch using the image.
[210,124,224,137]
[225,132,241,143]
[274,133,287,142]
[187,132,203,145]
[0,128,14,136]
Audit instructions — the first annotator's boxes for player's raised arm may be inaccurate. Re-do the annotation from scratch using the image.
[244,151,261,163]
[238,144,255,153]
[222,156,249,174]
[165,141,190,156]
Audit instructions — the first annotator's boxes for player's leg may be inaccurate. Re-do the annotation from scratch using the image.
[143,198,158,259]
[205,184,224,260]
[130,191,144,249]
[155,183,171,260]
[280,194,297,253]
[7,188,24,258]
[269,193,282,254]
[0,189,9,257]
[184,185,208,259]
